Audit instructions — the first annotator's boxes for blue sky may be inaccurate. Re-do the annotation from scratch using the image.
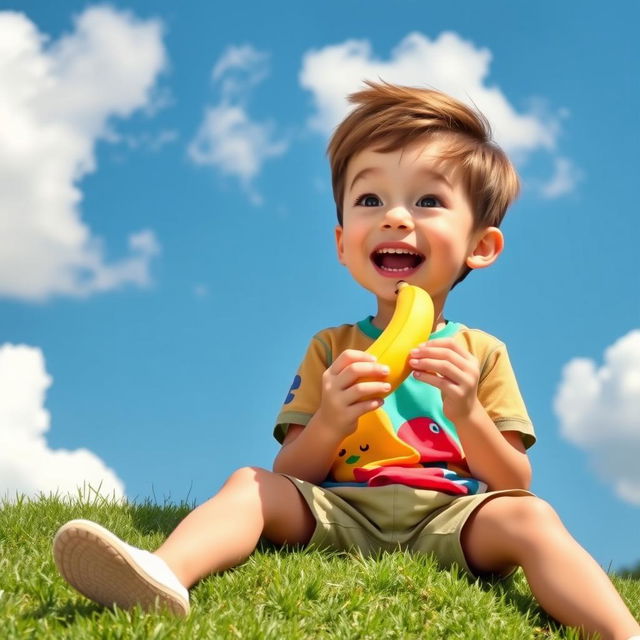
[1,0,639,572]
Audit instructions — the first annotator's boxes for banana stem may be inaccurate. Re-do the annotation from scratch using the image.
[395,280,408,295]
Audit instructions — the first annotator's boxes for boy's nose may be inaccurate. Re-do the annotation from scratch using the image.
[382,206,414,230]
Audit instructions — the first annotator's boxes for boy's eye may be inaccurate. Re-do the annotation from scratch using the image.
[417,195,442,208]
[355,194,381,207]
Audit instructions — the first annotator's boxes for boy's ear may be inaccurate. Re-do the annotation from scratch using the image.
[335,225,346,265]
[466,226,504,270]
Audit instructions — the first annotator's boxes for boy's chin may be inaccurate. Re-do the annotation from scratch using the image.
[367,280,408,302]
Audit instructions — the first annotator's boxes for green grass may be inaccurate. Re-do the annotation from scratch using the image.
[1,492,638,639]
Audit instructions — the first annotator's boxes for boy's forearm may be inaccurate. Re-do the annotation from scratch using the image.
[272,415,344,484]
[272,404,531,489]
[456,401,532,491]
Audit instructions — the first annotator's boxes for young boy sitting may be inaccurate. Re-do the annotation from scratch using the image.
[53,81,639,640]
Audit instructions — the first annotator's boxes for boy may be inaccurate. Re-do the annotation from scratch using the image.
[53,82,639,639]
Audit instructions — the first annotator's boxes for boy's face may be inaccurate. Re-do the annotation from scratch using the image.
[335,139,502,307]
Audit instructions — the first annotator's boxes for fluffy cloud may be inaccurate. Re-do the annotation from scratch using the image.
[188,45,287,204]
[0,7,166,302]
[554,330,640,505]
[540,155,583,199]
[0,344,125,501]
[299,31,577,197]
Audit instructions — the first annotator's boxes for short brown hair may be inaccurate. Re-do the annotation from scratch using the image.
[327,81,520,231]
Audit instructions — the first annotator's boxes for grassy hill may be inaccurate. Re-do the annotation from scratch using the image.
[1,493,637,639]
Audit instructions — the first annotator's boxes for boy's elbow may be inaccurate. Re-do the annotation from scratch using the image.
[519,456,533,490]
[503,438,532,490]
[508,462,532,491]
[489,462,532,492]
[272,448,306,479]
[504,460,532,491]
[272,449,290,474]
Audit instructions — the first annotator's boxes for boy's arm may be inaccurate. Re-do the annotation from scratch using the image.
[272,420,341,484]
[453,405,532,490]
[409,337,532,490]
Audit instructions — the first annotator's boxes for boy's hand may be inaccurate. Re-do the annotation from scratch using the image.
[316,349,390,438]
[409,338,480,424]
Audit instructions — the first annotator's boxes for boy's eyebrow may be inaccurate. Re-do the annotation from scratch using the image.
[417,167,453,189]
[349,167,380,192]
[348,166,452,192]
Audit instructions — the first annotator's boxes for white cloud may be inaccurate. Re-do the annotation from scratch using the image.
[0,7,166,302]
[540,155,583,199]
[212,44,270,94]
[189,103,286,204]
[187,44,287,203]
[109,128,179,152]
[299,31,573,197]
[554,330,640,505]
[0,344,125,501]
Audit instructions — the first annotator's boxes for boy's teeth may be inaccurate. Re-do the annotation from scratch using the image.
[377,248,420,255]
[373,247,424,272]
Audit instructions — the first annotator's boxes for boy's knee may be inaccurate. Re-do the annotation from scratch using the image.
[478,496,560,540]
[515,496,558,524]
[225,466,272,488]
[506,496,562,543]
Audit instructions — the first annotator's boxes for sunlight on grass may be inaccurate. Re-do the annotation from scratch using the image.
[0,494,637,639]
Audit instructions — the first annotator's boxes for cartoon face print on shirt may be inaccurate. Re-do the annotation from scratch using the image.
[330,408,420,482]
[397,417,463,463]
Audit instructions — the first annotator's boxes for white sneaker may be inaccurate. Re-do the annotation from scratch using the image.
[53,519,190,616]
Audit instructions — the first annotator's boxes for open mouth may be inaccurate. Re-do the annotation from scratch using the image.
[371,246,425,275]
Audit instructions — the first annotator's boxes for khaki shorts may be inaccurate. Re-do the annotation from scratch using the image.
[281,474,533,578]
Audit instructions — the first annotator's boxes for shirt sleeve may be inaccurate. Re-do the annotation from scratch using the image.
[273,332,331,444]
[477,343,536,449]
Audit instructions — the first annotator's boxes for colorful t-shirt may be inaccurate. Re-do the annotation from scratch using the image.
[274,318,535,495]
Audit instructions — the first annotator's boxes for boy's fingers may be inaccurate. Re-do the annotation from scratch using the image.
[345,380,391,404]
[414,370,461,395]
[410,352,475,379]
[414,371,445,389]
[338,361,389,389]
[413,339,473,362]
[330,349,377,376]
[411,357,461,383]
[346,398,384,422]
[410,346,476,374]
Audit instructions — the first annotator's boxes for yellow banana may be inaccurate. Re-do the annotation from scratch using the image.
[364,281,434,397]
[330,282,434,482]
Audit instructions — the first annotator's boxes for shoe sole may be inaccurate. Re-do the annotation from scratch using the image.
[53,519,189,616]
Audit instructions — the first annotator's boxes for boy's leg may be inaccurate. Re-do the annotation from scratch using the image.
[155,466,316,587]
[54,467,315,613]
[461,495,639,640]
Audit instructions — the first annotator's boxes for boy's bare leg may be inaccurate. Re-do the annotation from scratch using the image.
[461,495,640,640]
[154,466,316,588]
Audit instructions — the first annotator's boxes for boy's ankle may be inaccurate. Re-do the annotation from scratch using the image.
[151,551,190,590]
[126,547,189,598]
